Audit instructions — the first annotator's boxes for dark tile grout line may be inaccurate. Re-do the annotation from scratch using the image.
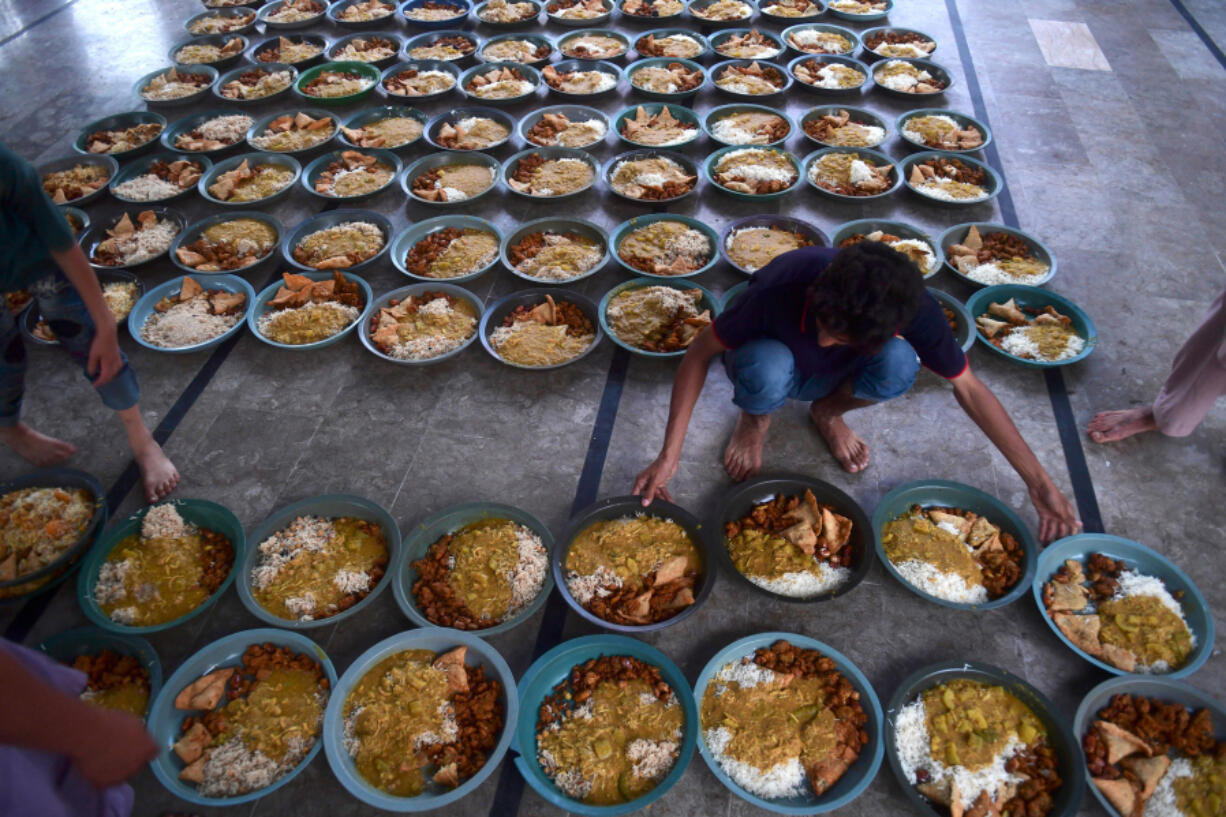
[944,0,1105,534]
[1166,0,1226,70]
[0,0,80,48]
[486,347,631,817]
[4,200,344,644]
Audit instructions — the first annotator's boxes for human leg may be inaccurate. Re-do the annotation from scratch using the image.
[809,337,919,473]
[721,340,801,480]
[34,275,178,501]
[0,297,78,466]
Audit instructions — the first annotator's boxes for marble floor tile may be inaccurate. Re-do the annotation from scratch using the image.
[1150,27,1226,80]
[1028,18,1114,71]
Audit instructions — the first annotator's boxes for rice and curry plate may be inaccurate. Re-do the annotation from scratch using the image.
[0,485,96,598]
[370,290,479,361]
[257,272,365,345]
[605,285,711,353]
[489,294,596,367]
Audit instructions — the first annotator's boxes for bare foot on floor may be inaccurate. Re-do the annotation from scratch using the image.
[1088,408,1157,443]
[134,440,180,502]
[0,423,77,466]
[724,412,770,481]
[810,408,869,473]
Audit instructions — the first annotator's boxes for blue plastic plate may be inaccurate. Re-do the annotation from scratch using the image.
[938,222,1055,288]
[361,282,485,364]
[479,288,604,370]
[610,214,720,279]
[248,271,373,350]
[128,274,255,355]
[830,218,942,278]
[964,284,1095,369]
[390,216,503,283]
[599,278,721,358]
[37,626,162,721]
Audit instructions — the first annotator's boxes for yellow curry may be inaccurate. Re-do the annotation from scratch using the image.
[922,680,1045,770]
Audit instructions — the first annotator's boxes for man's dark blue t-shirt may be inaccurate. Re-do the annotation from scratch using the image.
[712,246,968,380]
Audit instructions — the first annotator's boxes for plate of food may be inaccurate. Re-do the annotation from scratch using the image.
[633,28,709,60]
[282,209,393,274]
[458,61,541,103]
[1074,676,1226,817]
[543,59,622,98]
[327,32,404,68]
[360,282,484,364]
[502,218,609,285]
[74,111,167,159]
[716,474,870,602]
[614,103,701,149]
[884,660,1085,817]
[393,501,554,635]
[258,0,329,28]
[695,633,883,812]
[323,630,516,811]
[171,211,282,274]
[830,219,942,279]
[20,271,141,347]
[781,23,858,57]
[711,58,793,99]
[163,109,255,156]
[872,57,952,97]
[245,109,338,155]
[77,500,244,633]
[800,106,887,148]
[249,271,372,350]
[472,0,542,25]
[966,285,1095,368]
[390,215,503,283]
[620,0,685,22]
[340,105,429,151]
[557,28,630,60]
[0,468,106,604]
[759,0,823,21]
[685,0,755,26]
[400,0,472,26]
[214,63,299,104]
[610,214,720,279]
[521,105,611,148]
[1033,533,1213,678]
[627,57,706,100]
[555,496,715,630]
[546,0,612,24]
[788,54,869,94]
[479,289,603,370]
[600,279,719,358]
[426,106,517,150]
[110,153,210,204]
[238,494,401,628]
[927,287,975,353]
[294,60,382,105]
[184,6,259,35]
[605,148,700,204]
[406,29,481,63]
[502,149,600,201]
[301,148,402,200]
[704,103,792,147]
[329,0,399,26]
[168,34,248,68]
[381,59,463,99]
[478,32,552,64]
[37,155,117,206]
[860,26,936,60]
[79,208,187,271]
[249,33,329,66]
[705,145,801,201]
[719,214,827,276]
[402,150,501,205]
[711,27,784,60]
[513,633,697,814]
[825,0,891,21]
[128,274,255,354]
[901,151,1002,205]
[37,627,161,722]
[939,223,1054,287]
[898,108,991,153]
[135,65,218,106]
[872,479,1038,610]
[199,152,302,206]
[146,629,336,805]
[803,147,900,200]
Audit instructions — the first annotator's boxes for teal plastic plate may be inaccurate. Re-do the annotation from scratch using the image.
[938,222,1055,288]
[513,634,697,816]
[610,214,720,279]
[128,274,256,355]
[927,287,974,353]
[248,271,373,350]
[830,218,942,278]
[146,628,335,806]
[599,278,721,358]
[37,626,162,721]
[392,501,556,635]
[76,499,245,634]
[390,216,503,283]
[964,284,1095,369]
[323,629,517,811]
[1032,533,1215,679]
[694,632,883,813]
[871,479,1038,611]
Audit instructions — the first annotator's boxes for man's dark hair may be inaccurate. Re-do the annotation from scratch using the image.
[805,241,926,355]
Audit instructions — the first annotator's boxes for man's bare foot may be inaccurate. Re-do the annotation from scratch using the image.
[724,412,770,481]
[134,440,180,502]
[1088,408,1158,443]
[0,423,77,466]
[810,407,869,473]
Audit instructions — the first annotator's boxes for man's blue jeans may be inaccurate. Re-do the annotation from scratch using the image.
[723,338,920,414]
[0,272,140,426]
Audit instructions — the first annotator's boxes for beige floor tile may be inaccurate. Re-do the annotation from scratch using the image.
[1029,18,1113,71]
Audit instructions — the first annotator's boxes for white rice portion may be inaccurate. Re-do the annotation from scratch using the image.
[961,261,1044,286]
[999,327,1085,362]
[505,524,548,616]
[745,562,851,598]
[706,726,806,798]
[893,559,988,604]
[564,564,621,605]
[1142,757,1194,817]
[198,733,313,797]
[895,698,1025,810]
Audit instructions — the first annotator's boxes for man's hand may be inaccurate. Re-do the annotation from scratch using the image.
[633,454,678,506]
[70,706,157,789]
[87,318,122,387]
[1029,480,1082,544]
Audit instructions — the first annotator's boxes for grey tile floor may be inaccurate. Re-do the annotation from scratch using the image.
[0,0,1223,815]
